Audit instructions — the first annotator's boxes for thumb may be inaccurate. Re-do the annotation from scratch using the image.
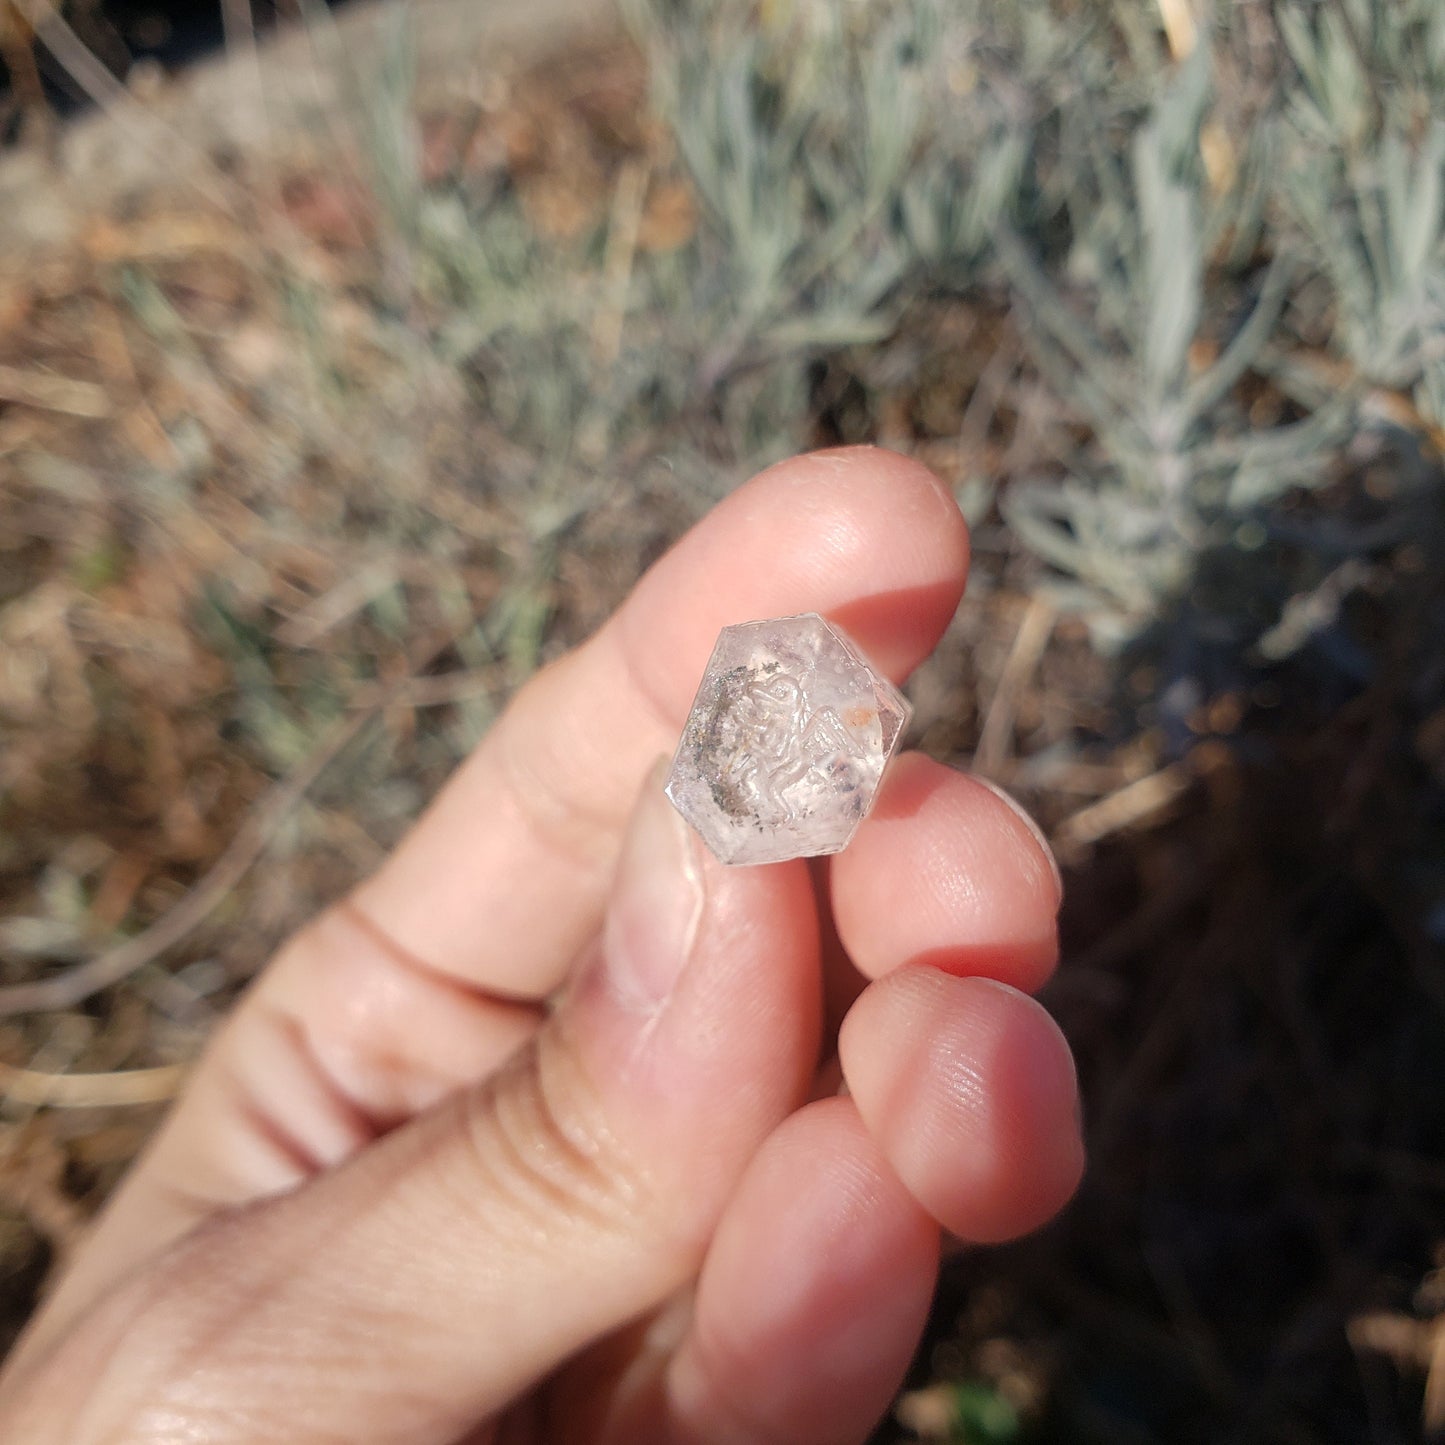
[0,769,821,1445]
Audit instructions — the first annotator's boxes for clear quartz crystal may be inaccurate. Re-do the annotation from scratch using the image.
[664,613,912,866]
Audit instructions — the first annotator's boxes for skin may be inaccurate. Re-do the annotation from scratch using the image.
[0,446,1084,1445]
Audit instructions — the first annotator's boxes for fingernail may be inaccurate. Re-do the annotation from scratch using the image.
[973,777,1064,907]
[602,759,706,1012]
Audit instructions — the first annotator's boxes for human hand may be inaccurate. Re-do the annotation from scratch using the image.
[0,448,1082,1444]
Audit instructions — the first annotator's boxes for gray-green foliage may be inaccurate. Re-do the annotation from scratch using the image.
[626,0,989,356]
[365,0,1444,651]
[999,35,1348,645]
[391,0,1056,506]
[625,0,1160,333]
[1278,0,1445,427]
[621,0,1441,647]
[1006,0,1443,644]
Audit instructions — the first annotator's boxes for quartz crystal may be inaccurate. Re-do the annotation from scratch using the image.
[664,613,911,866]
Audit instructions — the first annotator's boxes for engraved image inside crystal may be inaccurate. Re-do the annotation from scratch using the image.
[706,661,873,824]
[665,614,910,866]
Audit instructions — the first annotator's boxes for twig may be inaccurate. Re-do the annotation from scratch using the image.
[574,156,650,461]
[1155,0,1198,60]
[0,363,112,418]
[974,596,1055,779]
[220,0,268,150]
[1256,558,1368,663]
[83,212,256,265]
[1055,762,1194,856]
[1350,1310,1445,1434]
[591,157,649,373]
[1350,1313,1435,1364]
[273,560,399,648]
[5,1019,91,1125]
[0,1062,186,1108]
[0,709,372,1018]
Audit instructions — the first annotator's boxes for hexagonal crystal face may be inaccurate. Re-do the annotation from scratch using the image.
[664,613,911,866]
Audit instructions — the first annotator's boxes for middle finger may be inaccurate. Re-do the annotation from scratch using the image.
[829,753,1063,995]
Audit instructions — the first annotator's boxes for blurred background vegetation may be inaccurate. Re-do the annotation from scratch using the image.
[1,0,1444,1439]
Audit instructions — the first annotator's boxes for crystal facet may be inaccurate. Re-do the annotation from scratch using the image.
[664,613,912,866]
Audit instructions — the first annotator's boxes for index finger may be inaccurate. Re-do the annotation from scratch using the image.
[354,446,970,998]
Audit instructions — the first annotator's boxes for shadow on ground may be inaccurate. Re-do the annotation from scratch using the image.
[892,438,1445,1445]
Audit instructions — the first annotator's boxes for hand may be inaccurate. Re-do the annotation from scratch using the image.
[0,448,1082,1444]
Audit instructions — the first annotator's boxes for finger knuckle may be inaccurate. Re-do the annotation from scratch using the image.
[496,670,616,877]
[454,1031,647,1247]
